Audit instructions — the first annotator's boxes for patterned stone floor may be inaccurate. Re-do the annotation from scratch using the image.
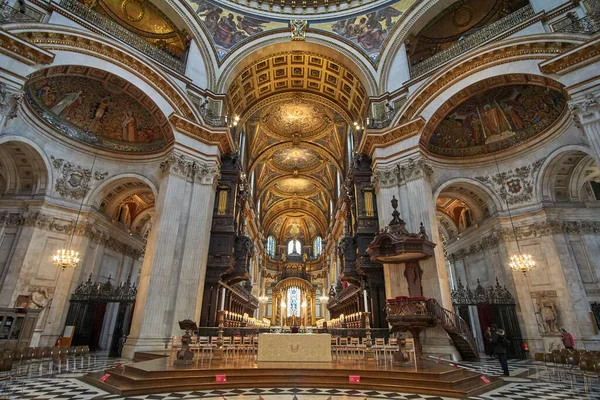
[0,354,598,400]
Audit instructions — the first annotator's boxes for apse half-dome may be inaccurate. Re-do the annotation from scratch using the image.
[422,75,567,158]
[26,66,170,153]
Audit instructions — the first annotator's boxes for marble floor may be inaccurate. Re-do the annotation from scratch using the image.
[0,354,599,400]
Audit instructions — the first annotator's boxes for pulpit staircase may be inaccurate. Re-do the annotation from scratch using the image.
[386,297,479,361]
[426,299,479,360]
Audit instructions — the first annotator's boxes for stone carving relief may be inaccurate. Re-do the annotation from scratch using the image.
[532,291,560,335]
[27,287,52,309]
[51,156,108,199]
[475,158,545,205]
[0,82,23,120]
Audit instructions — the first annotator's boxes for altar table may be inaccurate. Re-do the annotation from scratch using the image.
[257,333,332,362]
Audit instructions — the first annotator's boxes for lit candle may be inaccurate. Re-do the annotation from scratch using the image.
[363,289,369,312]
[220,287,226,311]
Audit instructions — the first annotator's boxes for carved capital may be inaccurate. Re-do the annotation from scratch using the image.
[569,93,600,129]
[371,166,400,189]
[398,157,433,183]
[161,152,220,186]
[0,83,23,120]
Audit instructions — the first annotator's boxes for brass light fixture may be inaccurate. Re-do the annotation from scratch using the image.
[53,153,98,270]
[493,156,536,275]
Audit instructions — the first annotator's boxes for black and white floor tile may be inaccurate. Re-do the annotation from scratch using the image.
[1,355,599,400]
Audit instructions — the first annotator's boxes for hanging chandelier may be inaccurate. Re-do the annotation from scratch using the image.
[492,156,536,275]
[509,253,536,274]
[53,249,80,270]
[258,292,269,303]
[53,153,97,271]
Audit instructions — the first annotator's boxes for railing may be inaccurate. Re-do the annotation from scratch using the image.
[0,1,39,24]
[410,4,535,78]
[59,0,185,74]
[557,11,600,35]
[199,107,228,128]
[367,108,398,130]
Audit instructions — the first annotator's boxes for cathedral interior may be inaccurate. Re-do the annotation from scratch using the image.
[1,0,600,399]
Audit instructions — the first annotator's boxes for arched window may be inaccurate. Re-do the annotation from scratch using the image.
[287,239,301,255]
[313,236,322,257]
[267,236,276,257]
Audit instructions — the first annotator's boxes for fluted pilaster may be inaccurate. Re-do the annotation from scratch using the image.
[569,93,600,165]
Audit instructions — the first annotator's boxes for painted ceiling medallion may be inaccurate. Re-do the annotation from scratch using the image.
[260,99,332,138]
[270,147,322,171]
[275,177,316,194]
[121,0,145,22]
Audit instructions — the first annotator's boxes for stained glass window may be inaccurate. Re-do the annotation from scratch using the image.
[287,239,301,255]
[313,236,322,257]
[267,236,276,257]
[287,286,300,317]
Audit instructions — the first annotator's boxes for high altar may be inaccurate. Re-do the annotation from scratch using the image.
[270,273,317,327]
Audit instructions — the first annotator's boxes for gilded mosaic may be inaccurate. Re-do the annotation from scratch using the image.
[312,0,415,62]
[427,85,567,158]
[27,73,168,152]
[186,0,287,59]
[270,147,322,171]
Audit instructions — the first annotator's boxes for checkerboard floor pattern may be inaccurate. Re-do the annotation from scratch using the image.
[2,354,600,400]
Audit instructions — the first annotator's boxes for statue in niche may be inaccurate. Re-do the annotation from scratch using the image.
[28,288,51,309]
[51,90,82,116]
[536,296,559,334]
[121,111,137,142]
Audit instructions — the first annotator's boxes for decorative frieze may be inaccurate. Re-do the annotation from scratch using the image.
[475,158,545,205]
[450,219,600,258]
[51,156,108,199]
[159,152,220,186]
[0,211,142,259]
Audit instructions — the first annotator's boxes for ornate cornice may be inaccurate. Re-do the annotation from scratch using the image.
[539,37,600,75]
[159,151,220,186]
[569,93,600,129]
[0,211,142,258]
[169,114,233,155]
[474,158,546,205]
[51,156,108,200]
[450,219,600,258]
[0,29,54,66]
[360,117,424,156]
[13,26,195,120]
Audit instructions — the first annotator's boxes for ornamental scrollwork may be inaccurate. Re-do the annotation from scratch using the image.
[474,157,545,205]
[51,156,108,199]
[568,93,600,128]
[371,157,434,189]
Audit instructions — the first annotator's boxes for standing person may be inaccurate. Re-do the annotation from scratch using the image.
[561,328,575,350]
[483,327,493,357]
[490,323,498,358]
[494,328,510,376]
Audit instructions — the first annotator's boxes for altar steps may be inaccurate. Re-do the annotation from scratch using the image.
[82,354,502,399]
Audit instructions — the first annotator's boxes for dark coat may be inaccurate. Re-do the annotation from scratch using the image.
[493,333,509,354]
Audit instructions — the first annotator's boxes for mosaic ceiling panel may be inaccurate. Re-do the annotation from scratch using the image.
[26,66,169,153]
[423,75,567,158]
[184,0,416,64]
[270,147,323,172]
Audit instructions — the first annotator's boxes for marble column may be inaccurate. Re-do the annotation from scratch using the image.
[171,164,219,336]
[122,152,218,357]
[569,93,600,165]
